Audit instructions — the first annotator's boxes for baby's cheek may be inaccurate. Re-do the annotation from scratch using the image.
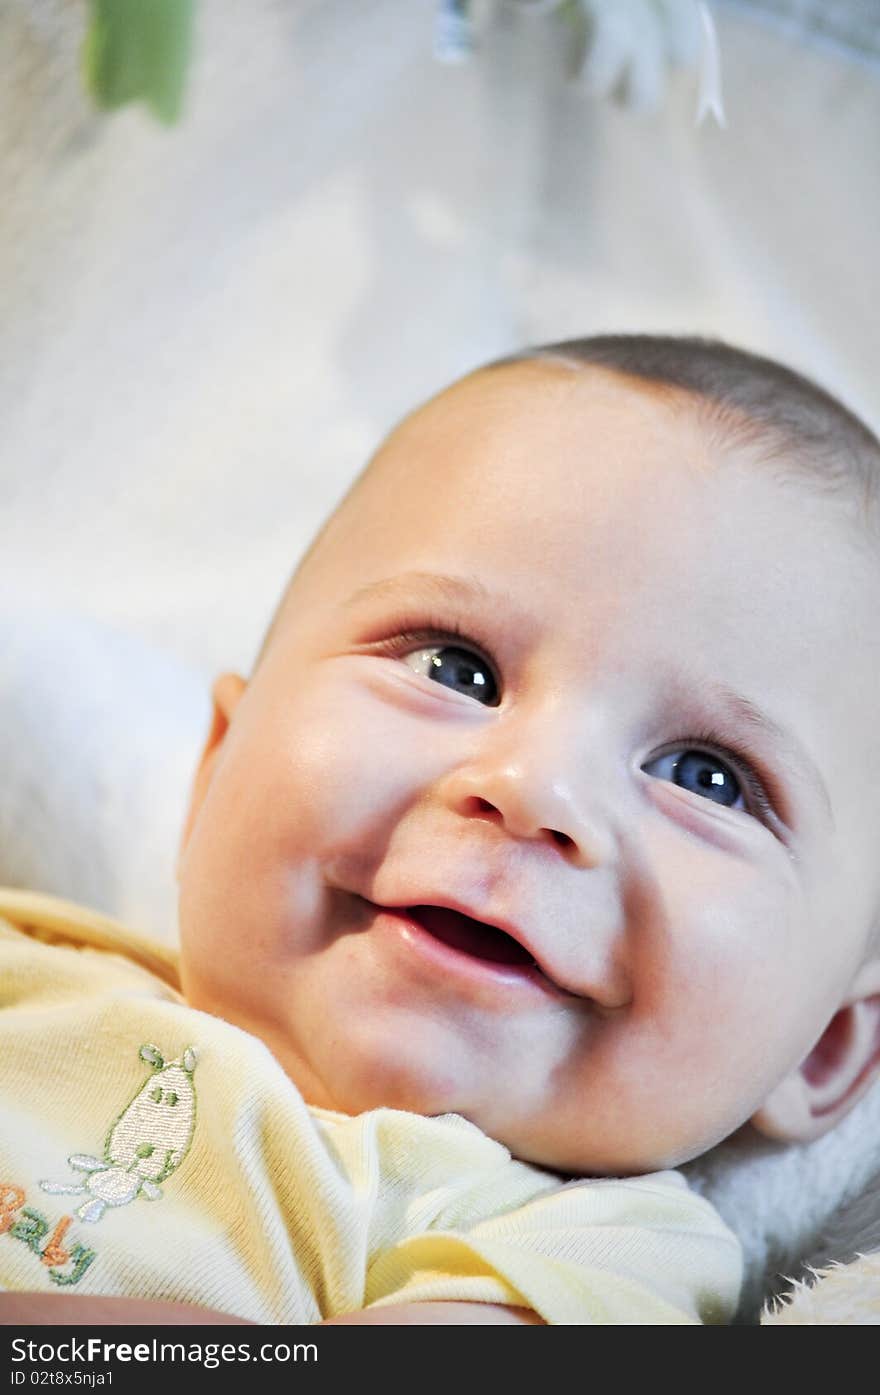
[636,864,803,1066]
[639,823,791,972]
[275,701,416,847]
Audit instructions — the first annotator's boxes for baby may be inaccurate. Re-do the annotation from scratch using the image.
[2,334,879,1326]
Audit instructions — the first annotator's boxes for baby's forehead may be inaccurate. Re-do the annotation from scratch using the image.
[282,365,878,685]
[368,363,704,511]
[391,360,677,450]
[377,366,877,575]
[299,364,871,613]
[373,361,823,535]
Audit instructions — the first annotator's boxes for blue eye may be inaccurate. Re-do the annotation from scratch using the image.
[402,644,500,706]
[643,748,745,810]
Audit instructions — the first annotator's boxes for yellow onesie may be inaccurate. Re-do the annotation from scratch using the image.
[0,888,742,1324]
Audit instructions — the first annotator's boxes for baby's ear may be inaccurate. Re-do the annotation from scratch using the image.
[751,958,880,1143]
[176,673,247,877]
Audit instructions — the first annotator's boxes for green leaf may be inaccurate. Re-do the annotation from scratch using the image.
[83,0,194,125]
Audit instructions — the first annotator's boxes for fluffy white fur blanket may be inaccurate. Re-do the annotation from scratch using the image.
[3,607,879,1324]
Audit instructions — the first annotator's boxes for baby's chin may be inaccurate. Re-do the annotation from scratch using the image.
[178,976,733,1176]
[462,1107,743,1179]
[284,1060,691,1177]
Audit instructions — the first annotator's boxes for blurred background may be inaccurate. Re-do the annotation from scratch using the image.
[1,0,879,932]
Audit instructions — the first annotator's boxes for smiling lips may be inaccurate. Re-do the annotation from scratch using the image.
[405,905,538,968]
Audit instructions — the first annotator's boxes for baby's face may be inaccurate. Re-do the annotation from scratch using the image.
[178,363,880,1174]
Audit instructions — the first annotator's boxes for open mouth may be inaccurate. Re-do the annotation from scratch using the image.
[406,905,538,968]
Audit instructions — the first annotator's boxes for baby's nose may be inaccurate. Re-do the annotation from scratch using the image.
[441,717,615,869]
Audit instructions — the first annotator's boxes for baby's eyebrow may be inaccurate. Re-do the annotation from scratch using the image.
[696,679,834,829]
[341,570,497,614]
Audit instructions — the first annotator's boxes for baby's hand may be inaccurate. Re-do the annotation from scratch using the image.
[0,1292,249,1324]
[0,1294,543,1325]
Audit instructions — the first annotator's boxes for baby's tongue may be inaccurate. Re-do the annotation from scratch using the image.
[409,906,535,967]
